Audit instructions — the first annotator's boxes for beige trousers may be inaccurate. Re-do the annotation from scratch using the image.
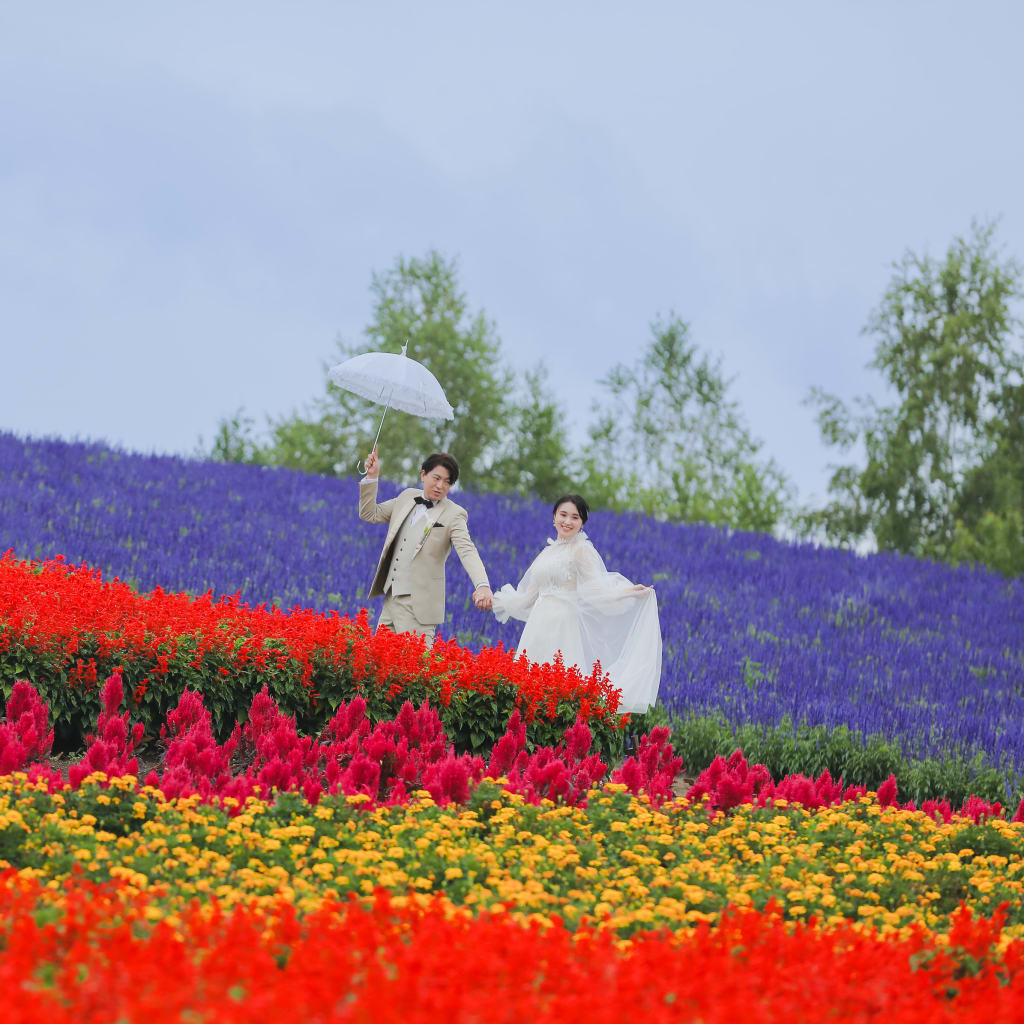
[377,592,437,639]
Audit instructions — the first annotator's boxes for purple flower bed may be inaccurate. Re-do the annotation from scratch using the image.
[2,432,1023,775]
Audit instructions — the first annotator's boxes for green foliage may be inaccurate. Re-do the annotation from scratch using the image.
[205,409,268,466]
[580,313,795,531]
[351,250,513,482]
[209,251,574,493]
[806,221,1024,575]
[668,711,1021,806]
[476,364,576,501]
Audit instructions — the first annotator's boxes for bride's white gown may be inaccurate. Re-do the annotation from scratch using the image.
[492,531,662,714]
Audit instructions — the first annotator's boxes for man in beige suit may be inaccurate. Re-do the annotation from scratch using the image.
[359,449,493,637]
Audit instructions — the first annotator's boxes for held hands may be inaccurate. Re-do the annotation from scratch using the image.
[365,447,380,479]
[473,585,493,611]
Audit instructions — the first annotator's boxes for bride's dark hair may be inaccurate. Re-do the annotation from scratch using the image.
[552,494,589,524]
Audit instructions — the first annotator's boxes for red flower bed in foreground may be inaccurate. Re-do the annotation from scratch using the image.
[2,874,1022,1023]
[0,552,621,728]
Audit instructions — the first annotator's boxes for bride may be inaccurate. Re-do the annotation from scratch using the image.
[491,494,662,714]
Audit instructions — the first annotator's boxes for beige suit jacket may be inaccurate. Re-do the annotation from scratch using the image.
[359,479,490,626]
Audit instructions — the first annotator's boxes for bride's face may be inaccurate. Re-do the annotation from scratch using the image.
[553,501,584,540]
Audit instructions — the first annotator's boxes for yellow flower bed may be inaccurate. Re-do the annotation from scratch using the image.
[2,772,1023,940]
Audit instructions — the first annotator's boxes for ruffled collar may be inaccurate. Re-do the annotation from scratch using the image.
[547,529,588,547]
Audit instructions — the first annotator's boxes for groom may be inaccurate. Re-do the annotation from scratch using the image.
[358,448,493,638]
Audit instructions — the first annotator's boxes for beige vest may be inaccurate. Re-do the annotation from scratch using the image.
[384,510,426,596]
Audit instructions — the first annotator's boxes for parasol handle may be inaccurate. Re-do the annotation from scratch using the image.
[356,395,394,476]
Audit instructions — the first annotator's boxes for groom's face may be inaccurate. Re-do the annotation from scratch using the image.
[420,465,452,502]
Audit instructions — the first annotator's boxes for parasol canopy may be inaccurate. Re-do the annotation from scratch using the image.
[327,342,454,473]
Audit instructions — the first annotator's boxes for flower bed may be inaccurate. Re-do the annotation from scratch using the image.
[4,680,1023,945]
[3,769,1024,939]
[3,875,1022,1022]
[0,553,623,755]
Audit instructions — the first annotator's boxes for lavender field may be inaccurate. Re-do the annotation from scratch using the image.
[2,432,1023,783]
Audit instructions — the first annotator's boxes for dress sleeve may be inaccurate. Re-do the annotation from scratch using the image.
[491,552,543,624]
[574,540,642,608]
[573,539,663,715]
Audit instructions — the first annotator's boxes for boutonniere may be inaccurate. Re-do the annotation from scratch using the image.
[416,516,442,552]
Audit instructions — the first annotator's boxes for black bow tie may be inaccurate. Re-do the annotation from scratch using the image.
[414,496,435,508]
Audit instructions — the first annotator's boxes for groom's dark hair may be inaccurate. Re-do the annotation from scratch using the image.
[422,452,460,485]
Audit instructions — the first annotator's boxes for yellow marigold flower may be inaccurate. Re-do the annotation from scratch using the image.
[685,910,716,923]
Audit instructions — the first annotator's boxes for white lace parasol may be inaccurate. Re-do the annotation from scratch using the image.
[327,343,454,473]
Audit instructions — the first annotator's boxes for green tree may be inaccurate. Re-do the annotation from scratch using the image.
[806,221,1024,574]
[352,251,513,482]
[477,364,575,500]
[580,313,795,531]
[215,251,520,485]
[947,374,1024,574]
[206,409,267,466]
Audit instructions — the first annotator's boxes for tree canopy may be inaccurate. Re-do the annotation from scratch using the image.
[580,314,794,532]
[212,251,573,497]
[806,221,1024,575]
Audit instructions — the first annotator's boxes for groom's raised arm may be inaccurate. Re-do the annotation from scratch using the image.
[358,476,395,524]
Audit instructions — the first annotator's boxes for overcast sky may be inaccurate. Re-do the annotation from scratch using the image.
[3,2,1023,504]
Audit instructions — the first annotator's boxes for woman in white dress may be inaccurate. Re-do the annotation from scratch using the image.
[491,494,662,714]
